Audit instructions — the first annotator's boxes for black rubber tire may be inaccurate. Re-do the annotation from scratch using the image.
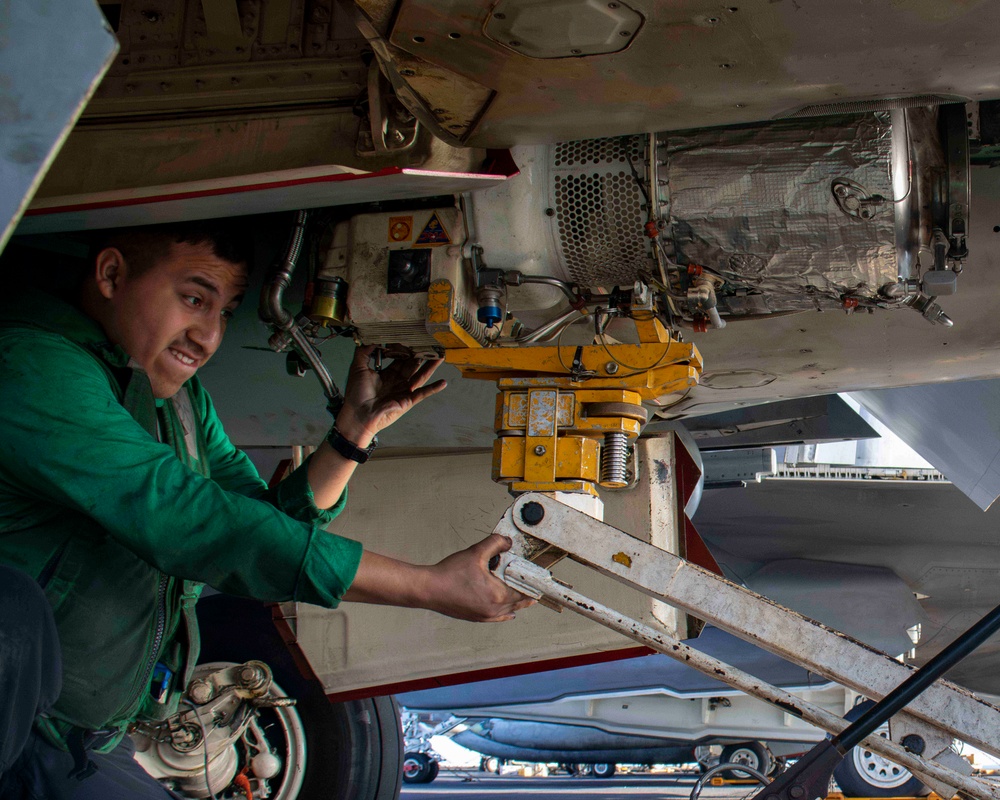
[591,763,617,778]
[720,742,772,780]
[197,595,403,800]
[426,761,439,783]
[402,753,434,784]
[833,701,930,798]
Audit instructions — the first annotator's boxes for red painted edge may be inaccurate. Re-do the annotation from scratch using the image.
[23,167,409,216]
[267,459,293,490]
[269,605,327,686]
[323,645,654,703]
[674,440,724,577]
[684,516,723,577]
[25,153,521,218]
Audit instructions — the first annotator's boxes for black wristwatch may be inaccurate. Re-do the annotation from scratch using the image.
[326,425,378,463]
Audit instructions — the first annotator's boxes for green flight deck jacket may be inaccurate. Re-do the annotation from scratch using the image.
[0,289,363,749]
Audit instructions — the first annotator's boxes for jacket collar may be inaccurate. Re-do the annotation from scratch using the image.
[0,286,132,368]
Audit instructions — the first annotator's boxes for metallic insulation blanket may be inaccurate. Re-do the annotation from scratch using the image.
[664,114,898,311]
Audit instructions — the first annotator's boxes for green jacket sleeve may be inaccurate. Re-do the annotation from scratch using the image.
[189,380,347,524]
[0,332,362,607]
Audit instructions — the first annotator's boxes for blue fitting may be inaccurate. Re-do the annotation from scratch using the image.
[478,304,503,328]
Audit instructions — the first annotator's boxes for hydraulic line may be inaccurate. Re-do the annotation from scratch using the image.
[260,210,344,413]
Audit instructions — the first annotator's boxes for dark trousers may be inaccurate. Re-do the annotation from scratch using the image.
[0,566,178,799]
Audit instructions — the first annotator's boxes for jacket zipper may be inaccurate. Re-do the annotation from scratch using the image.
[126,574,170,716]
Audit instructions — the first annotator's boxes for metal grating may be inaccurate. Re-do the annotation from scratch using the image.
[552,136,654,286]
[553,137,643,167]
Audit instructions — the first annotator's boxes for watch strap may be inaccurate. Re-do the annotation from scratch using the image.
[326,425,377,464]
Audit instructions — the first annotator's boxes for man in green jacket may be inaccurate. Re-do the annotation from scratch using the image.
[0,221,530,798]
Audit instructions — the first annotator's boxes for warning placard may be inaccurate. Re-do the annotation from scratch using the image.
[388,216,413,242]
[415,212,451,246]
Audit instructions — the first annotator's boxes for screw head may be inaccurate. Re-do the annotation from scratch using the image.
[605,362,619,374]
[521,501,545,525]
[789,787,805,800]
[533,445,547,456]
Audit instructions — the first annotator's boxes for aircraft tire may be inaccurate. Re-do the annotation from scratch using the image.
[720,742,771,780]
[592,763,617,778]
[833,701,930,798]
[196,595,403,800]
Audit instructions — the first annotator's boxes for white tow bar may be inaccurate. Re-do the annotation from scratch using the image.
[493,493,1000,800]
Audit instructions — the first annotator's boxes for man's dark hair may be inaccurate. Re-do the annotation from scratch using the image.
[90,219,254,276]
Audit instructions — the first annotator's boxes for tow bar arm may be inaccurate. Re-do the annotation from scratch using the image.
[492,493,1000,800]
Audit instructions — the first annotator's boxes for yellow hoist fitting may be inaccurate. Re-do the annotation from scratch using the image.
[426,279,704,495]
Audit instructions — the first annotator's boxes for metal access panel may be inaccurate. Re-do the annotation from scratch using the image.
[281,437,687,697]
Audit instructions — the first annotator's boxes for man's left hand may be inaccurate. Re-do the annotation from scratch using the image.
[335,344,447,446]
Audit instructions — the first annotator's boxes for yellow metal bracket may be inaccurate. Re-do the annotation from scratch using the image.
[424,285,703,494]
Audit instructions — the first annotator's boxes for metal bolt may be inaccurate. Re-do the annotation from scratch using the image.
[188,679,213,704]
[533,445,547,456]
[239,665,259,682]
[521,501,545,526]
[605,362,619,374]
[901,734,926,754]
[789,786,805,799]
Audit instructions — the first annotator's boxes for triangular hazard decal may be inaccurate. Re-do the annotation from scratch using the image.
[415,212,451,245]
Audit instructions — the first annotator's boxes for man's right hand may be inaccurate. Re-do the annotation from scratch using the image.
[341,534,535,622]
[424,534,535,622]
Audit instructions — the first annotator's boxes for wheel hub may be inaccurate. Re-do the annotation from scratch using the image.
[852,728,912,789]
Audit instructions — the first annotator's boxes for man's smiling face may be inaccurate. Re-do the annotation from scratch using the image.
[95,240,249,398]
